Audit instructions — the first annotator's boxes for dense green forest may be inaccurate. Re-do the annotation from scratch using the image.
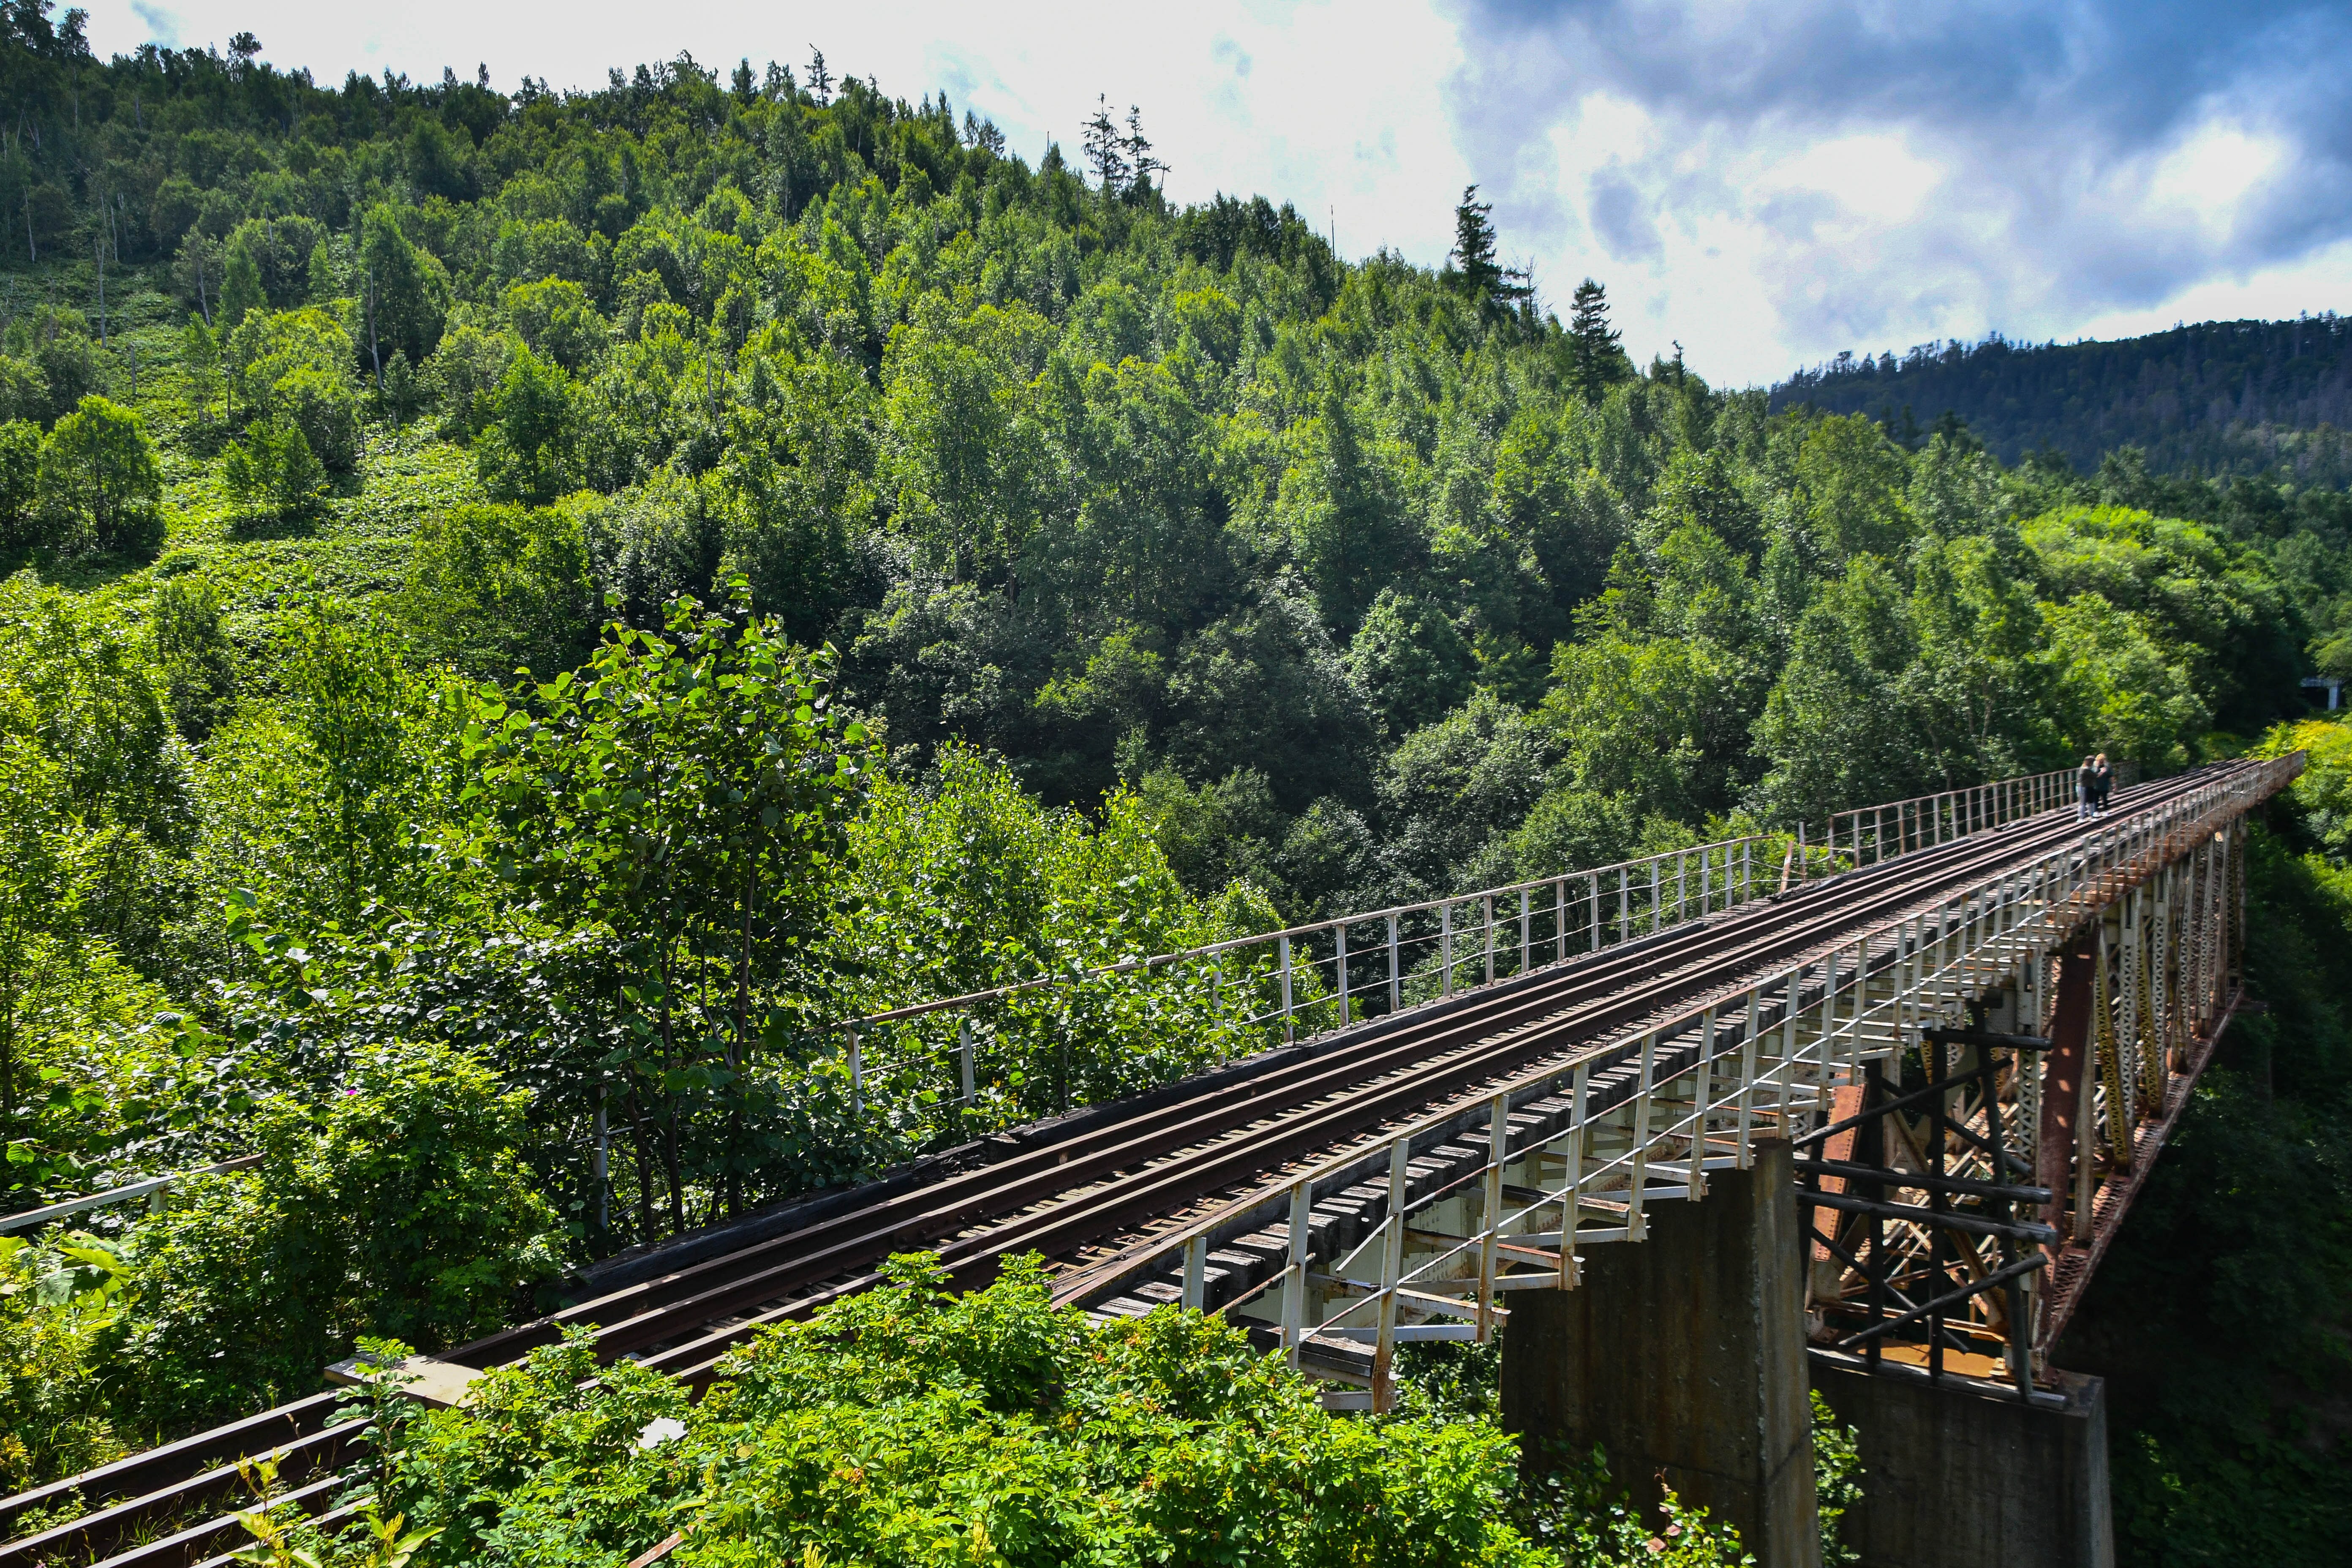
[0,8,2348,1563]
[1773,318,2352,488]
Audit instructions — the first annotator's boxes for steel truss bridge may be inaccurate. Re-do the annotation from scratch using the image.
[0,755,2298,1568]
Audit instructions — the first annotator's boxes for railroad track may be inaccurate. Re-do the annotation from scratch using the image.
[1,766,2238,1567]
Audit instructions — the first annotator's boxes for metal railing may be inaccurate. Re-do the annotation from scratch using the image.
[0,1155,262,1235]
[820,764,2089,1138]
[1820,768,2077,868]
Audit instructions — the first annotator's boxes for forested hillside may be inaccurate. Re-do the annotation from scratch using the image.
[1772,317,2352,487]
[0,10,2349,1565]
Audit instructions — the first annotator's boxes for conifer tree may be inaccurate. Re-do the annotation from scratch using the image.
[1568,277,1627,402]
[1124,107,1164,193]
[806,48,831,105]
[1083,95,1130,194]
[1450,186,1531,321]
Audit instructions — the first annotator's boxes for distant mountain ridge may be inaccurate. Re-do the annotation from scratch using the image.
[1769,316,2352,485]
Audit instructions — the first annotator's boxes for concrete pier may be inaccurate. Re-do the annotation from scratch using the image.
[1500,1138,1820,1568]
[1810,1356,2113,1568]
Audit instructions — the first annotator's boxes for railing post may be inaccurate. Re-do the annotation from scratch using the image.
[1690,1004,1718,1196]
[1561,1062,1589,1288]
[1478,1093,1507,1342]
[1520,887,1532,973]
[1618,866,1630,940]
[1373,1138,1408,1412]
[1736,987,1761,1167]
[1335,922,1349,1027]
[1441,903,1454,997]
[1279,933,1295,1043]
[1388,913,1402,1013]
[1283,1180,1309,1368]
[1484,894,1495,985]
[1182,1232,1207,1310]
[846,1023,862,1121]
[1555,877,1568,964]
[1627,1030,1659,1240]
[1650,858,1661,934]
[959,1016,975,1106]
[1591,873,1602,952]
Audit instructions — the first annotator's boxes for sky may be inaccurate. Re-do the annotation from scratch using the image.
[75,0,2352,388]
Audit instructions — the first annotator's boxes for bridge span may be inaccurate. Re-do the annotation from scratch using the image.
[0,755,2299,1568]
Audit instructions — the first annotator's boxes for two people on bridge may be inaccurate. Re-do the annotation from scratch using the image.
[2077,753,2114,819]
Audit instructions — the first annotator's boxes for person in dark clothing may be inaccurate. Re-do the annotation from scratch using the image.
[2091,753,2114,815]
[2077,755,2097,819]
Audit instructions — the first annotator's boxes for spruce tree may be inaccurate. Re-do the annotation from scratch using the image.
[1082,95,1130,194]
[1124,107,1164,194]
[1568,278,1625,402]
[1450,186,1532,321]
[1451,186,1502,305]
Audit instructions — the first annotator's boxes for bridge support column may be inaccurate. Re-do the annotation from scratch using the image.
[1810,1357,2113,1568]
[1500,1138,1818,1568]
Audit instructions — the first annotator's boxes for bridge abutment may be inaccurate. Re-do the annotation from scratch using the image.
[1810,1356,2113,1568]
[1499,1138,1820,1568]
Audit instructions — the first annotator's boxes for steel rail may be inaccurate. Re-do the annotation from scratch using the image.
[1,765,2244,1567]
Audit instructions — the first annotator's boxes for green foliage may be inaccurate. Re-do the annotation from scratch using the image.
[222,417,327,520]
[0,1229,132,1490]
[220,238,266,332]
[1777,319,2352,485]
[383,1255,1545,1568]
[0,418,42,550]
[36,397,165,557]
[114,1040,561,1433]
[225,308,362,471]
[360,208,449,368]
[1810,1390,1864,1567]
[1350,588,1476,737]
[148,576,240,741]
[0,357,50,427]
[472,346,578,504]
[399,501,596,679]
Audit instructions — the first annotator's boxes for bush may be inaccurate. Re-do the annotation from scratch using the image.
[266,364,361,472]
[222,415,327,520]
[35,396,164,557]
[0,1231,132,1491]
[0,418,43,550]
[113,1042,562,1432]
[0,356,48,427]
[225,306,362,471]
[385,1254,1547,1568]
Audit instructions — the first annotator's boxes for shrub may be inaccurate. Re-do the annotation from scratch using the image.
[35,396,164,557]
[0,1231,132,1491]
[0,418,43,550]
[386,1254,1547,1568]
[113,1042,562,1432]
[222,416,327,520]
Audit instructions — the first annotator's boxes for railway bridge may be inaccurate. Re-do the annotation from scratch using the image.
[0,754,2300,1568]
